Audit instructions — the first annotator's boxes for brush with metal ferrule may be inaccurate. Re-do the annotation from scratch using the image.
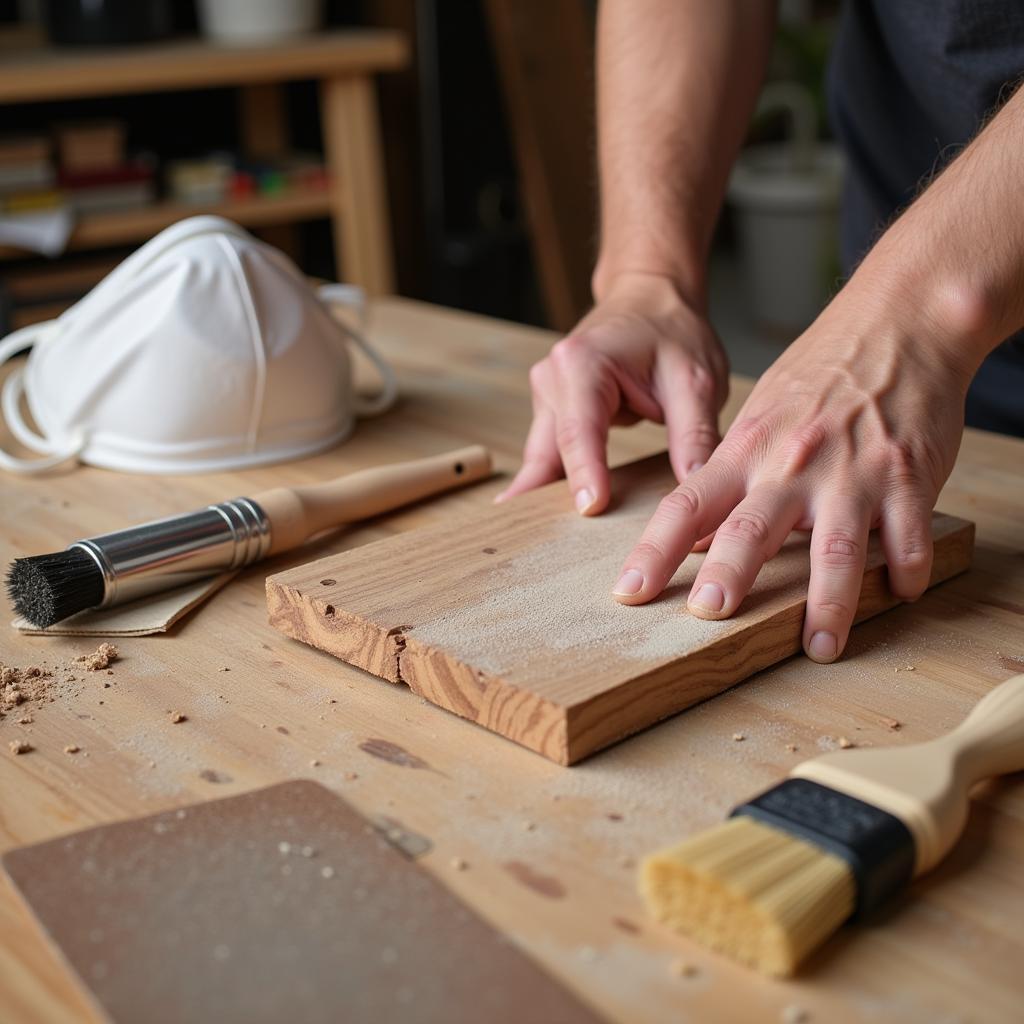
[639,673,1024,977]
[6,446,493,628]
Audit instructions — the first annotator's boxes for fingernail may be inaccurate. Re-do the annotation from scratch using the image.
[685,461,704,476]
[613,569,644,597]
[690,583,724,613]
[493,490,508,504]
[575,488,596,514]
[808,631,838,662]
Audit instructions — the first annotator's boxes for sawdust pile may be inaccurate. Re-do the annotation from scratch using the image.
[1,643,120,720]
[75,642,118,672]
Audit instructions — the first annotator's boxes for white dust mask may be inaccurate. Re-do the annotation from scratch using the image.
[0,215,397,474]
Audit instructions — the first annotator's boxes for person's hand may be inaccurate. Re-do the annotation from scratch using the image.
[612,285,972,663]
[496,272,729,513]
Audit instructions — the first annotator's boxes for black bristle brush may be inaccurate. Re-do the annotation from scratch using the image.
[6,447,492,628]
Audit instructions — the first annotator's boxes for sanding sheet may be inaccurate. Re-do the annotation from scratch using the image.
[2,780,604,1024]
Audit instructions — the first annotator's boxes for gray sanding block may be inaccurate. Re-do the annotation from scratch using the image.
[2,780,603,1024]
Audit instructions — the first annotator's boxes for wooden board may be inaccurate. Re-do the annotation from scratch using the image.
[2,781,604,1024]
[266,453,975,765]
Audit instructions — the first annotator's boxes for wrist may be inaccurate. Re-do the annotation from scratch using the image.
[833,251,999,387]
[592,254,708,314]
[591,268,705,318]
[841,218,1011,385]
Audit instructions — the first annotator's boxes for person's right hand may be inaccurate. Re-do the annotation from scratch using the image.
[495,272,730,514]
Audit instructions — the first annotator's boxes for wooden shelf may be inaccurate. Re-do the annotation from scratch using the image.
[0,189,334,260]
[0,27,407,103]
[0,25,403,290]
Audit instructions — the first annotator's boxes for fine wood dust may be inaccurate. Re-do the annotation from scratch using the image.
[409,500,809,681]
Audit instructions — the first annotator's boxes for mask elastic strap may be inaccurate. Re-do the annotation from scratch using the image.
[317,284,398,417]
[0,323,86,474]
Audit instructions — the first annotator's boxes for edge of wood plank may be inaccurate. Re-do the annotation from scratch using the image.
[267,577,573,763]
[267,507,973,766]
[562,516,976,763]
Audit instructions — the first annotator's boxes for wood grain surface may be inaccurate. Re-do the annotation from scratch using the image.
[1,298,1022,1024]
[267,456,974,764]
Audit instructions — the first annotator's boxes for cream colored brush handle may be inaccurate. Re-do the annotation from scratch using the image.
[792,674,1024,875]
[254,446,493,555]
[937,673,1024,784]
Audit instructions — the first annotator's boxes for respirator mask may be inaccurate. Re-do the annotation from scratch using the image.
[0,215,397,474]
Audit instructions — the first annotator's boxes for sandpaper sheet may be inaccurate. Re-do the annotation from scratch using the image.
[2,781,603,1024]
[12,571,236,637]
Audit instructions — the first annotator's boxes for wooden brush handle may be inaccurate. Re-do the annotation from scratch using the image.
[254,446,493,556]
[940,673,1024,780]
[792,674,1024,875]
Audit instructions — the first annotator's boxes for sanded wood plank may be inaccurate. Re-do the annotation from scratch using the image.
[267,453,975,764]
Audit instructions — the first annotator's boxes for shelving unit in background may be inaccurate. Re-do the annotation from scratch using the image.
[0,25,407,323]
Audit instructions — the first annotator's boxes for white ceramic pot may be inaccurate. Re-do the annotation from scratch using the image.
[727,84,843,334]
[197,0,323,45]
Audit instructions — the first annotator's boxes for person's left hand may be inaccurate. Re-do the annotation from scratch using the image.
[611,284,972,663]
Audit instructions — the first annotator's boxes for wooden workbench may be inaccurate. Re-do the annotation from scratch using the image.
[1,299,1022,1023]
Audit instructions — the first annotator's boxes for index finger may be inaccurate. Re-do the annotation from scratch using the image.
[551,368,616,516]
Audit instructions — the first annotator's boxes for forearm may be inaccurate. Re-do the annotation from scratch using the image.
[592,0,777,309]
[839,83,1024,379]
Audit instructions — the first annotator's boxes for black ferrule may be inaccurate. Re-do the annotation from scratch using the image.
[731,778,916,917]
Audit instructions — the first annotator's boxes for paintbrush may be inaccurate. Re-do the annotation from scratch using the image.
[639,673,1024,976]
[6,446,492,628]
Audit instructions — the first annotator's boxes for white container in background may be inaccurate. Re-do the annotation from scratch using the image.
[727,84,843,335]
[197,0,323,45]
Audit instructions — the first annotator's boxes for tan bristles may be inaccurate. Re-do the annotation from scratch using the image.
[639,817,856,977]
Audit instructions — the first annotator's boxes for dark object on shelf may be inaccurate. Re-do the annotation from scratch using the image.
[42,0,173,46]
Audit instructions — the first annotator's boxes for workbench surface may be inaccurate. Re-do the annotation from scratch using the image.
[1,299,1022,1023]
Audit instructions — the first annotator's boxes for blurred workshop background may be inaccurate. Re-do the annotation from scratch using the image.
[0,0,838,377]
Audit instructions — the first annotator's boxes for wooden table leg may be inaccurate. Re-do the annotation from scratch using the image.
[319,73,395,294]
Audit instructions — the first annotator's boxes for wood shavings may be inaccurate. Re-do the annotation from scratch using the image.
[1,663,50,709]
[732,732,746,742]
[343,771,359,781]
[669,958,700,978]
[64,744,80,754]
[785,743,799,752]
[450,857,468,871]
[9,739,32,755]
[880,716,902,731]
[523,821,536,831]
[76,643,119,671]
[2,648,126,722]
[838,736,855,749]
[170,712,187,724]
[17,715,33,725]
[310,759,321,767]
